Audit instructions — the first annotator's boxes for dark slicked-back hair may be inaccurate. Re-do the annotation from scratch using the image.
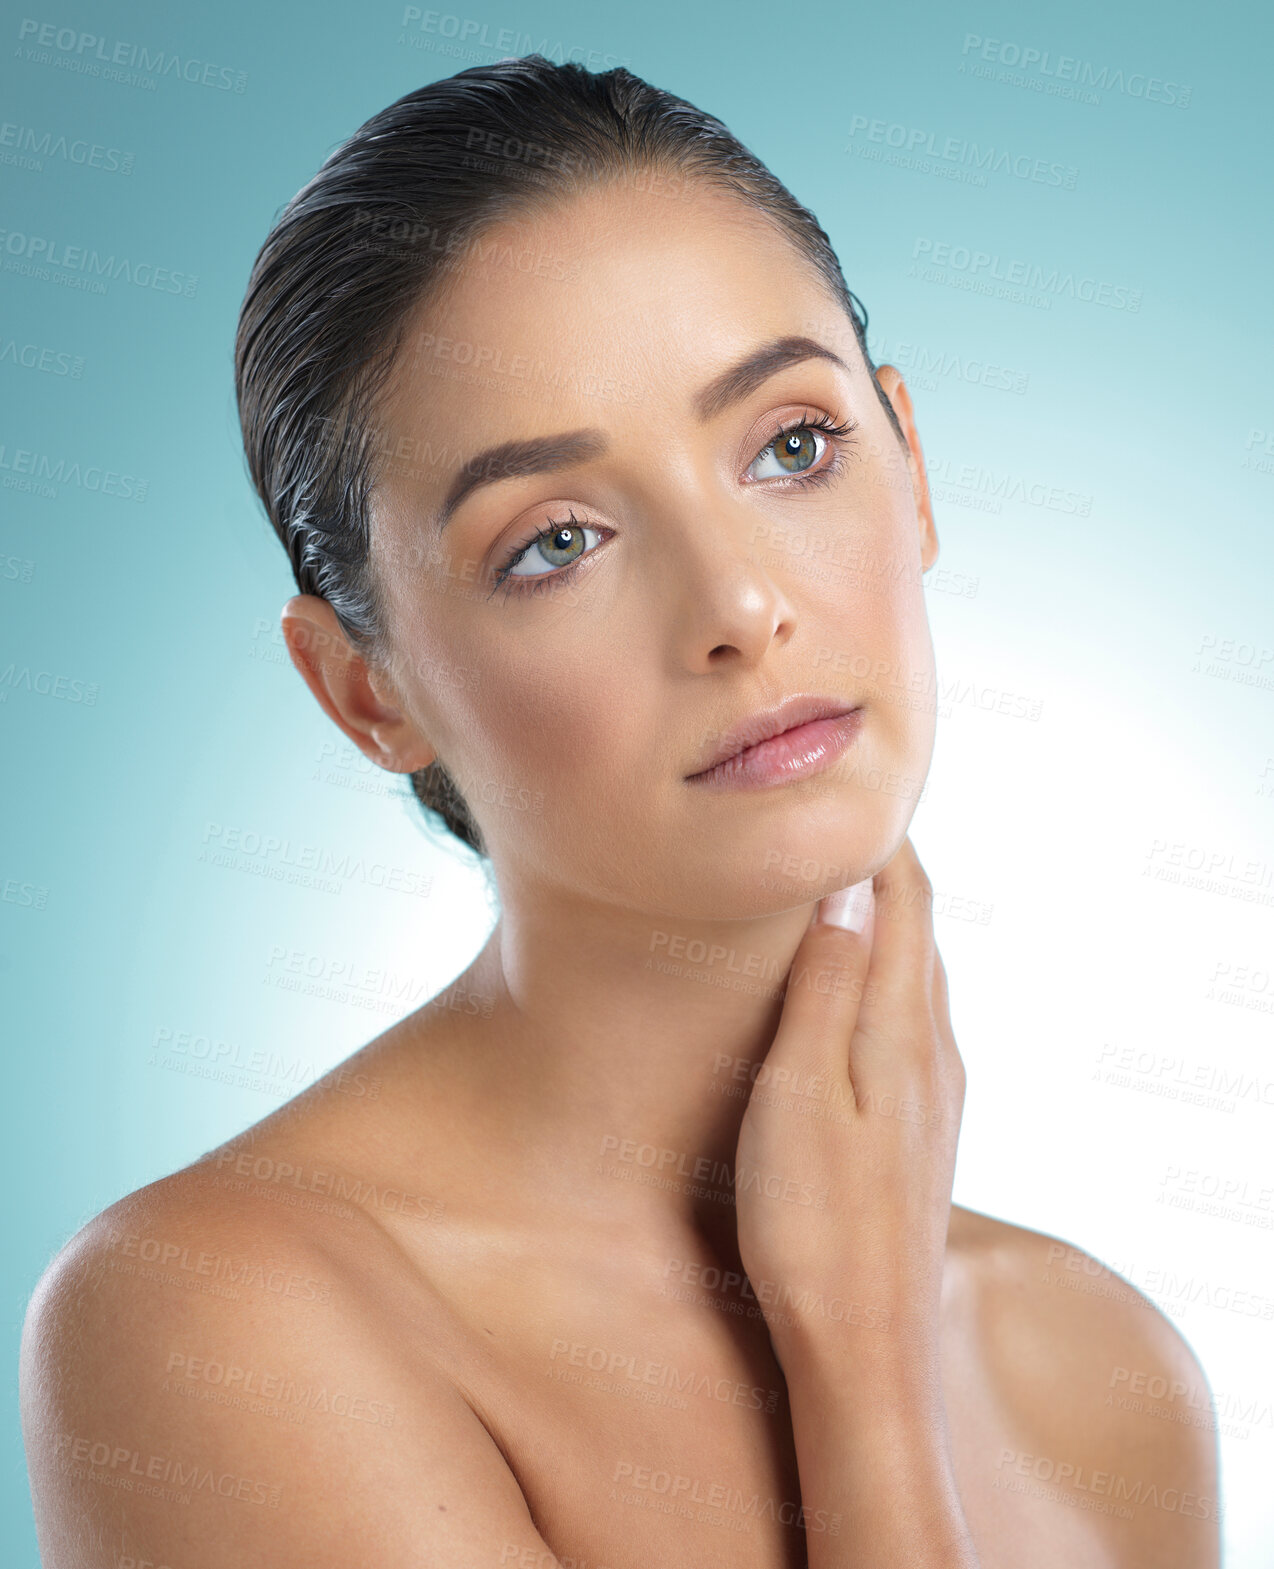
[235,53,896,858]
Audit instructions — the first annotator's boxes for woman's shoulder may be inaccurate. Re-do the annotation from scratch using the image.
[18,1127,556,1567]
[946,1203,1222,1557]
[19,1137,410,1397]
[947,1202,1214,1404]
[947,1201,1205,1365]
[21,1010,466,1398]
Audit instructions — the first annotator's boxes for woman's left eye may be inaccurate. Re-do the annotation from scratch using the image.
[750,425,825,480]
[747,413,856,484]
[502,514,603,579]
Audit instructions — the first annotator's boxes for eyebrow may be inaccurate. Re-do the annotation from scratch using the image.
[433,334,852,530]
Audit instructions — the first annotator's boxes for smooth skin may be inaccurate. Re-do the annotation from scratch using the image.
[22,176,1219,1568]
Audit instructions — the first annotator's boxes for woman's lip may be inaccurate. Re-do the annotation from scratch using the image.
[685,708,864,789]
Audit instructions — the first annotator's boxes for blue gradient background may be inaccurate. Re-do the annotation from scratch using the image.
[3,0,1272,1562]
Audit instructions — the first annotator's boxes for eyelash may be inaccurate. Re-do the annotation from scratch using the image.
[488,409,859,600]
[753,409,858,490]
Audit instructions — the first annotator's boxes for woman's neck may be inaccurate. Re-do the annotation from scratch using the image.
[452,871,819,1236]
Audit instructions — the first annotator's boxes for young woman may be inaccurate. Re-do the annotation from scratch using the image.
[22,56,1220,1569]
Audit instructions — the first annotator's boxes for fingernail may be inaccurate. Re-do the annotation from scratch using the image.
[816,877,874,933]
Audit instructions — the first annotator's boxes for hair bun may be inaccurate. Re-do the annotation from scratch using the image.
[409,761,486,858]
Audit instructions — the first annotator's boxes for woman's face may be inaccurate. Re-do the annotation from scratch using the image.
[365,177,938,919]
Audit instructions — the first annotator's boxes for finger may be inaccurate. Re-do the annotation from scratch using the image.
[863,834,936,1017]
[828,836,943,1098]
[932,945,950,1022]
[930,945,962,1075]
[762,878,876,1105]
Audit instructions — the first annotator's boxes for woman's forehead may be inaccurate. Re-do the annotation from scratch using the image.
[379,184,858,447]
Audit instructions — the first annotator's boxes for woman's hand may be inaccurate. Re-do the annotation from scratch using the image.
[733,834,965,1391]
[733,836,978,1564]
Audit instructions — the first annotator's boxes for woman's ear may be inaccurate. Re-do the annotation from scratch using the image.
[278,595,436,773]
[873,365,938,574]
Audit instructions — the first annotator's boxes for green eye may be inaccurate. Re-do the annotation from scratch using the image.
[495,509,606,593]
[510,523,588,575]
[747,413,855,483]
[772,428,820,473]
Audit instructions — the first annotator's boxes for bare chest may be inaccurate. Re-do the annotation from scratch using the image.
[413,1259,1118,1569]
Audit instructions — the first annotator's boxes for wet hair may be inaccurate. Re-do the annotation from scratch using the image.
[234,54,903,859]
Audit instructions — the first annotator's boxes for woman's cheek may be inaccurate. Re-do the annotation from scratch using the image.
[459,662,613,798]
